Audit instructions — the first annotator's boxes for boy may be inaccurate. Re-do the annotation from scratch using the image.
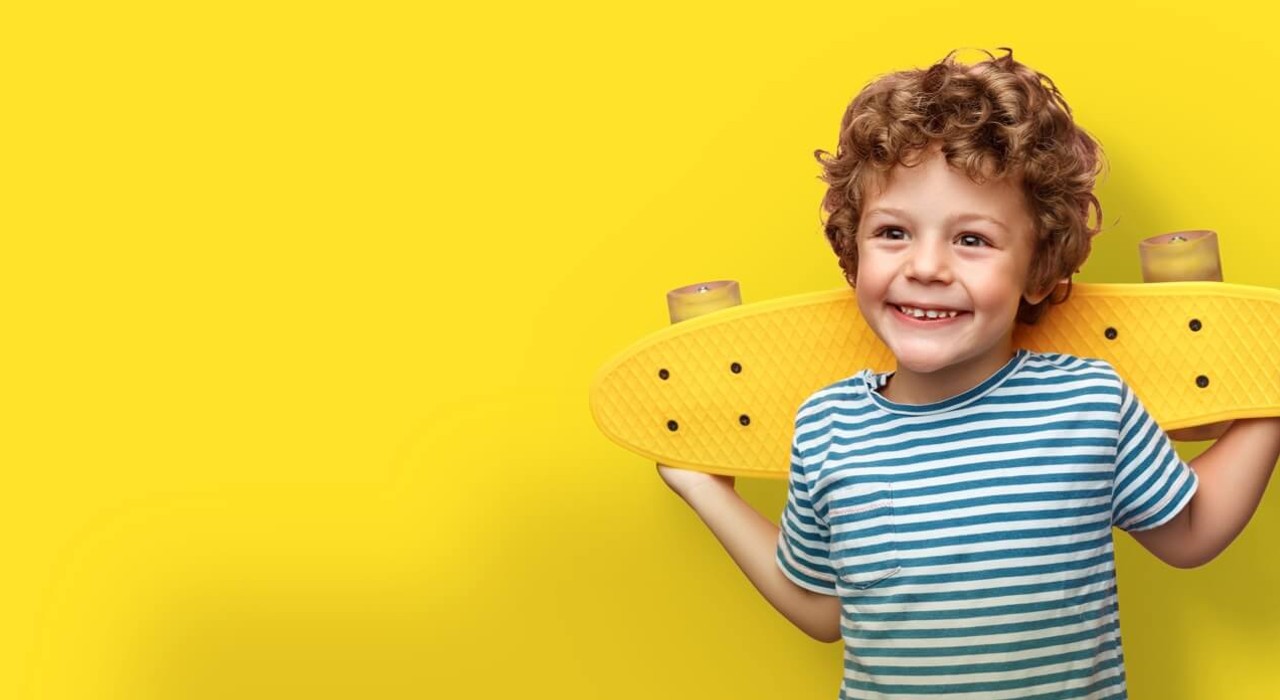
[658,48,1280,699]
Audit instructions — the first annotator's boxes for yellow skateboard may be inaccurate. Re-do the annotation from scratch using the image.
[589,279,1280,479]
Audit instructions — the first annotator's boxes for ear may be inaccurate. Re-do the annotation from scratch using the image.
[1023,278,1065,306]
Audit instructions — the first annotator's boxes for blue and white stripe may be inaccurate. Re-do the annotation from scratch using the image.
[776,349,1198,699]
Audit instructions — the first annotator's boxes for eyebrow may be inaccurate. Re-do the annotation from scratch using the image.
[864,206,1009,233]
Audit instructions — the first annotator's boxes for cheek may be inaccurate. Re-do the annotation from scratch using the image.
[966,257,1027,302]
[852,255,881,293]
[852,267,889,318]
[854,287,882,328]
[972,278,1025,314]
[853,243,881,282]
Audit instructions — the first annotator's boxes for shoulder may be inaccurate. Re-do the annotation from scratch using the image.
[1017,350,1124,387]
[795,370,875,420]
[1010,351,1130,413]
[791,370,877,462]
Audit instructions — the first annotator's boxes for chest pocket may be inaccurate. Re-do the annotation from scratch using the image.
[827,481,901,589]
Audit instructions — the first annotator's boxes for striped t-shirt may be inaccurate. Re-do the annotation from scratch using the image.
[775,349,1198,699]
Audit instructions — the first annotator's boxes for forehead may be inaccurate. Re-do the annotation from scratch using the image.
[860,147,1033,233]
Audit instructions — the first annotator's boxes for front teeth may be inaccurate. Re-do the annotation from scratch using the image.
[898,305,958,319]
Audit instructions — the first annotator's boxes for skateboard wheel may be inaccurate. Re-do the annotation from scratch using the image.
[666,280,742,324]
[1139,230,1223,283]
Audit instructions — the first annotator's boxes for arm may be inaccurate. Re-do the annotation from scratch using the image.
[1129,417,1280,568]
[665,469,843,643]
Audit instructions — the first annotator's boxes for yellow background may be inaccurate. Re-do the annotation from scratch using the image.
[4,1,1278,698]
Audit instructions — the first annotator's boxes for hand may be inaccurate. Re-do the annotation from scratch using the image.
[656,462,736,502]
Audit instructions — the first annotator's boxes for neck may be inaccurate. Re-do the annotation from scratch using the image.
[881,346,1019,405]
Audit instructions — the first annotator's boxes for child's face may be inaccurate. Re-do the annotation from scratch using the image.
[854,143,1045,392]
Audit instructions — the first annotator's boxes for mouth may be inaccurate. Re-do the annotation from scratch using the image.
[891,304,969,323]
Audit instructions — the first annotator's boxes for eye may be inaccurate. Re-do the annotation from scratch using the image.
[957,233,990,247]
[874,226,908,241]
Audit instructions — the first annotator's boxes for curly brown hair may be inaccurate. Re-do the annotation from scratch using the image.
[816,47,1106,325]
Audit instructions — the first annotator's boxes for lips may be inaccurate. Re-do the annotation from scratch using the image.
[891,303,968,320]
[890,303,967,322]
[891,300,965,311]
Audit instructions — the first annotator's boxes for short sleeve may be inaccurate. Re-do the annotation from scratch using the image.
[1111,377,1199,532]
[775,408,838,596]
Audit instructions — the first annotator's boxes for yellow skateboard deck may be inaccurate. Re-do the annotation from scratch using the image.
[589,281,1280,479]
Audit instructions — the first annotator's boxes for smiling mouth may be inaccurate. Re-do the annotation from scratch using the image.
[893,304,967,320]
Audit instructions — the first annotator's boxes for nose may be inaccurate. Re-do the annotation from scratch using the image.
[904,237,954,284]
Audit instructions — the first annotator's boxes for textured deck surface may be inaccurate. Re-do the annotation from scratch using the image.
[590,282,1280,478]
